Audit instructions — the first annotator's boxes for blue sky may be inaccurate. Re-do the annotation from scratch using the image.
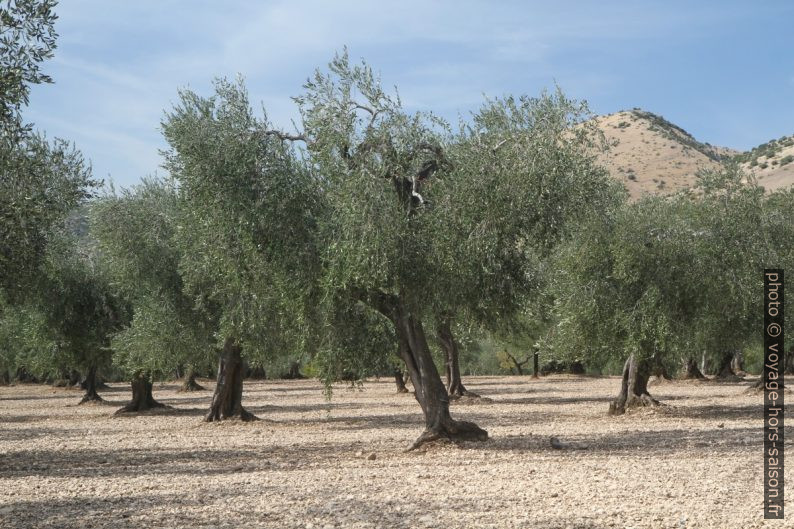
[27,0,794,189]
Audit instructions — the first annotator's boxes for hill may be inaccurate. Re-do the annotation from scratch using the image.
[592,109,793,200]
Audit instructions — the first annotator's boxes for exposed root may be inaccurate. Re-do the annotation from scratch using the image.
[78,393,104,405]
[179,378,206,392]
[449,388,481,400]
[609,393,661,416]
[114,400,170,415]
[204,407,258,422]
[450,393,493,405]
[408,419,488,451]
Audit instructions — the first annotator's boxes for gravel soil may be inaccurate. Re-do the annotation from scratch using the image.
[0,375,789,528]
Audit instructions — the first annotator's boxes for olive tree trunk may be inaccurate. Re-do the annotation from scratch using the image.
[394,367,409,393]
[395,306,486,448]
[682,357,706,380]
[714,351,741,379]
[180,368,205,392]
[437,318,479,399]
[609,354,660,415]
[360,291,487,449]
[731,350,745,375]
[78,365,102,404]
[532,351,539,378]
[505,352,530,376]
[205,337,256,422]
[115,373,168,414]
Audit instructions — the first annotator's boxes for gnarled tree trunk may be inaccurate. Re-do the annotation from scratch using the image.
[180,368,205,392]
[394,305,486,448]
[1,369,10,385]
[731,350,745,375]
[78,365,103,404]
[394,367,409,393]
[205,337,256,422]
[682,357,706,380]
[532,351,539,378]
[437,318,479,399]
[115,373,168,414]
[505,352,529,376]
[247,365,267,380]
[714,351,742,380]
[609,354,660,415]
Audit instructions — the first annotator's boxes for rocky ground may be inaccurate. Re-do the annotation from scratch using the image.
[0,375,789,528]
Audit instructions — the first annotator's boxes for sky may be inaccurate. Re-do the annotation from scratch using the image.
[26,0,794,189]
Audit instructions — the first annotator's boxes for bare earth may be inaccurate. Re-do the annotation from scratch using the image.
[0,375,790,528]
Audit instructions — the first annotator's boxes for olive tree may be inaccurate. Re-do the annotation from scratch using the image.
[91,178,216,413]
[682,165,766,379]
[161,79,320,421]
[1,0,98,312]
[279,52,622,447]
[429,92,624,396]
[28,213,127,403]
[552,195,703,413]
[553,164,772,413]
[0,0,58,142]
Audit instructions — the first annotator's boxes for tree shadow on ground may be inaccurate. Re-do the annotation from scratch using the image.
[479,423,794,457]
[0,440,362,480]
[464,385,555,396]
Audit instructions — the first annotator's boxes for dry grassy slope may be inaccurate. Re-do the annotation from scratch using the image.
[736,135,794,192]
[592,110,729,201]
[591,109,794,200]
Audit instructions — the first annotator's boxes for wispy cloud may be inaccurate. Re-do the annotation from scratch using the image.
[25,0,794,186]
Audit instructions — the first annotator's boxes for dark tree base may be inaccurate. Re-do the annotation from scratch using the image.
[77,366,103,405]
[115,399,169,414]
[78,392,104,405]
[409,418,488,450]
[394,369,409,393]
[609,392,660,415]
[179,375,206,392]
[205,408,258,422]
[712,352,743,381]
[438,318,480,400]
[115,376,169,415]
[609,354,662,415]
[448,386,481,400]
[204,338,258,422]
[681,358,707,380]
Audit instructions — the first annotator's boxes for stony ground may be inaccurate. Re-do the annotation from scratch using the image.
[0,375,789,528]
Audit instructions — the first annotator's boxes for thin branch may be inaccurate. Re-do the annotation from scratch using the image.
[492,138,509,153]
[263,130,310,144]
[349,102,381,129]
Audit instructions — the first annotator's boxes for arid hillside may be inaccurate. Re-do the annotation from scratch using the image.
[593,109,794,200]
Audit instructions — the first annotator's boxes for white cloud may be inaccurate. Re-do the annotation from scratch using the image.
[25,0,772,187]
